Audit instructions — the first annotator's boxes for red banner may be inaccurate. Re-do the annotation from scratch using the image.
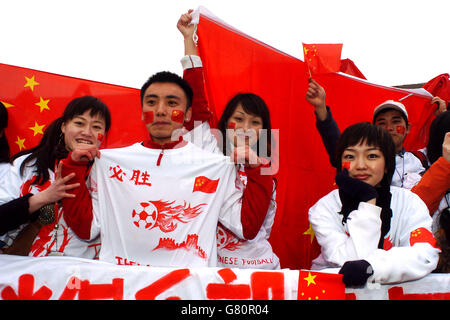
[196,12,436,270]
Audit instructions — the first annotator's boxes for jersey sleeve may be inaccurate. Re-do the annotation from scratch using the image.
[219,163,273,240]
[181,55,213,130]
[411,156,450,215]
[0,159,35,236]
[61,155,99,241]
[315,106,341,168]
[365,192,440,284]
[309,193,382,267]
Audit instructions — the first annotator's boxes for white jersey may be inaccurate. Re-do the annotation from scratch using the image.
[392,151,425,189]
[0,155,100,258]
[86,141,246,268]
[217,166,280,269]
[183,122,280,269]
[309,186,440,284]
[0,162,10,183]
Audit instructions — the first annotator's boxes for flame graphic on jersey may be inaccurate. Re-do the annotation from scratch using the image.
[132,200,205,233]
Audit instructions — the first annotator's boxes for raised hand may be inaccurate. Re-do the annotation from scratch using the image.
[177,9,197,56]
[305,78,327,121]
[28,162,80,213]
[70,143,100,163]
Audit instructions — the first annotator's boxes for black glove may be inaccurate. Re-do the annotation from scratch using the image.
[339,259,374,287]
[335,169,378,203]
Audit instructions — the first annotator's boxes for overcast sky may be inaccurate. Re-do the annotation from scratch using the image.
[1,0,449,89]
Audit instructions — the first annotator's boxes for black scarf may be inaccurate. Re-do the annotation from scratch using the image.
[339,184,393,249]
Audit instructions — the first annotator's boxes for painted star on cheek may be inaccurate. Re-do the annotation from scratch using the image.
[342,161,351,171]
[171,110,185,123]
[396,125,406,135]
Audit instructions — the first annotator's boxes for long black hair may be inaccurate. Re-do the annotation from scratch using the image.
[11,96,111,185]
[0,101,10,163]
[217,93,273,158]
[335,122,396,249]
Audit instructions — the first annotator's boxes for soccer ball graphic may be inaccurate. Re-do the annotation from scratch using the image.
[132,202,158,229]
[216,225,227,248]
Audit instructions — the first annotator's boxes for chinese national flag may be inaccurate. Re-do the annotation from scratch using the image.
[192,176,219,193]
[298,270,345,300]
[302,43,343,75]
[409,227,438,249]
[195,7,434,271]
[0,63,147,155]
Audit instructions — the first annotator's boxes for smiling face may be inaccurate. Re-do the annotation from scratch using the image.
[374,109,409,152]
[141,82,192,145]
[341,141,386,187]
[61,110,106,152]
[227,104,263,147]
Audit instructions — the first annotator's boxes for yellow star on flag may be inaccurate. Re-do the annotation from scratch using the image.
[1,101,14,108]
[15,136,26,151]
[304,272,317,287]
[24,75,39,91]
[303,224,315,244]
[35,97,50,112]
[29,121,45,136]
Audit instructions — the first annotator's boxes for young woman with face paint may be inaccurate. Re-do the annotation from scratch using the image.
[178,10,280,269]
[306,79,426,189]
[308,122,439,287]
[0,96,110,257]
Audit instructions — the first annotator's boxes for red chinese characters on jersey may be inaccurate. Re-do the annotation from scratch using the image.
[130,169,151,187]
[192,176,219,193]
[132,200,205,232]
[109,165,126,182]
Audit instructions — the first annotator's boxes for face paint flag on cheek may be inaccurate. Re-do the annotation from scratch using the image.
[227,121,236,129]
[342,161,351,171]
[171,110,185,123]
[396,125,406,135]
[97,133,104,142]
[143,111,154,124]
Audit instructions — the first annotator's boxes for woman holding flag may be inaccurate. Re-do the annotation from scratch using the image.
[177,10,280,269]
[0,96,110,258]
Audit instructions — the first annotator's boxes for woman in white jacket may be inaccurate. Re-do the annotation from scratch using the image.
[309,122,440,286]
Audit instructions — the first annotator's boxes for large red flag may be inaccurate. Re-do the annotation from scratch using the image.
[196,9,435,270]
[0,63,147,155]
